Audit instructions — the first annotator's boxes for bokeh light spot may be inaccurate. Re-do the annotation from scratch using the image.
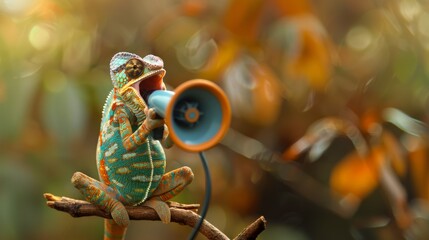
[29,24,51,50]
[399,0,421,22]
[1,0,34,14]
[346,26,373,51]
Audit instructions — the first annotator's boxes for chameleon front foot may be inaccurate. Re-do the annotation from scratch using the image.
[142,198,171,224]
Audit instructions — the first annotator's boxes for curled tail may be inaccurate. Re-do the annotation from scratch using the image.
[104,219,127,240]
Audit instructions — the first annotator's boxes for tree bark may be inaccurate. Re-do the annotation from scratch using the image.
[44,193,266,240]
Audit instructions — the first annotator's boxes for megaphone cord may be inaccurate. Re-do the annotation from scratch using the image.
[188,151,211,240]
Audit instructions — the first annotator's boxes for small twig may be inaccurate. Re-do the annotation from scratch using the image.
[233,216,267,240]
[44,193,266,240]
[379,163,412,230]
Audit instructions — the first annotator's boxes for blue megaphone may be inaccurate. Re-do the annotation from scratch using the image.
[148,79,231,152]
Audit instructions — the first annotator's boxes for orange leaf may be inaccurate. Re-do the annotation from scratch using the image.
[269,0,313,16]
[181,0,207,16]
[223,57,282,126]
[200,40,239,80]
[360,108,381,134]
[284,15,333,90]
[222,0,264,44]
[330,151,379,200]
[370,146,386,169]
[281,118,359,161]
[250,64,282,125]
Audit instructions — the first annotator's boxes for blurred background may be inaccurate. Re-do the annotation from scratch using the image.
[2,0,429,239]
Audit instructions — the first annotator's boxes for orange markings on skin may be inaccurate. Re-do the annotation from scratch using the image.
[98,132,103,146]
[99,159,111,185]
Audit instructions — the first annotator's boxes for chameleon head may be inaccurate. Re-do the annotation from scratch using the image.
[110,52,166,105]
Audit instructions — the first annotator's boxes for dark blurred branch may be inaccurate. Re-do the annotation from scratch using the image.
[222,129,358,219]
[379,163,412,230]
[268,160,358,218]
[44,193,266,240]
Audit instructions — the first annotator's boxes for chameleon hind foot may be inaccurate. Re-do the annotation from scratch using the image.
[108,200,129,227]
[138,167,194,224]
[71,172,130,227]
[143,198,171,224]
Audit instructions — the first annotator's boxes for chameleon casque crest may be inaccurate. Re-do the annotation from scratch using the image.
[72,52,194,240]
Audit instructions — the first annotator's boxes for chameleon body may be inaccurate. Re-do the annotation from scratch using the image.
[72,52,194,240]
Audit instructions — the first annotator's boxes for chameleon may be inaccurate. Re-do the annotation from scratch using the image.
[71,52,194,240]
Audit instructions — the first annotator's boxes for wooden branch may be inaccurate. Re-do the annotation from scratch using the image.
[44,193,266,240]
[233,216,267,240]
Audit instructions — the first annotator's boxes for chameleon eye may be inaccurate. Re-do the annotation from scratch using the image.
[125,59,144,79]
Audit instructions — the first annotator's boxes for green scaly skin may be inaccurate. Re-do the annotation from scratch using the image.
[71,52,194,240]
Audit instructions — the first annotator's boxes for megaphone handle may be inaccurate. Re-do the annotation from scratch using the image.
[152,114,164,140]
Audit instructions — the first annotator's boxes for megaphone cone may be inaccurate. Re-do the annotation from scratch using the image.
[148,79,231,152]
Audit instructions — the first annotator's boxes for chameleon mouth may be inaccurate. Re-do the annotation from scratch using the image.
[132,72,164,104]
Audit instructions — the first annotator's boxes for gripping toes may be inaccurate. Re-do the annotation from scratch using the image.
[155,166,194,202]
[108,200,130,227]
[71,171,129,227]
[143,198,171,224]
